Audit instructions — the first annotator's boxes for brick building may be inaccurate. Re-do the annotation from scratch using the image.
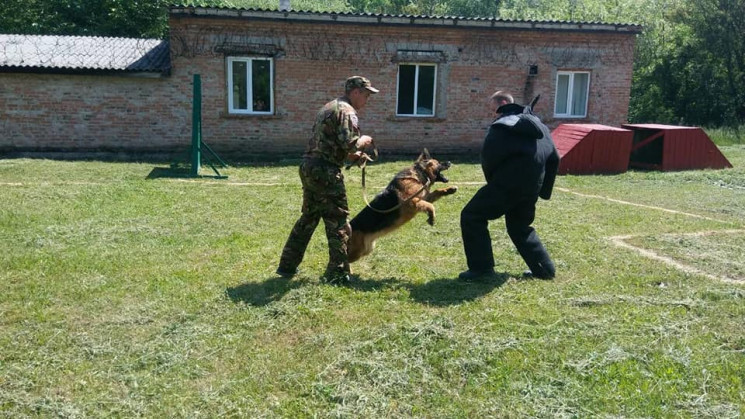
[0,5,641,160]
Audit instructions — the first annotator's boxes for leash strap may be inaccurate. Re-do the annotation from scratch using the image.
[360,165,430,215]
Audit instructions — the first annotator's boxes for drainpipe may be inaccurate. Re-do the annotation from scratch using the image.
[523,64,538,106]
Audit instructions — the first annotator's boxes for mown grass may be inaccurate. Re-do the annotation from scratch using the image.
[707,126,745,146]
[1,146,744,417]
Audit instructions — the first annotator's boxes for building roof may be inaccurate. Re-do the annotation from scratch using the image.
[0,35,170,74]
[622,123,699,130]
[169,5,643,34]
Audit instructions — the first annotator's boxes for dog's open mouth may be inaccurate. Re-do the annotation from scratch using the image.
[436,161,451,183]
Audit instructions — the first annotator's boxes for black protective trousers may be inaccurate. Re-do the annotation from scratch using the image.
[460,182,555,278]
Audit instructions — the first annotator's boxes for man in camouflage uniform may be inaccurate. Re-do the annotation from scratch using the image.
[277,76,378,283]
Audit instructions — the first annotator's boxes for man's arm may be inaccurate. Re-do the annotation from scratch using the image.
[334,102,362,150]
[481,125,507,182]
[348,135,374,165]
[539,146,560,200]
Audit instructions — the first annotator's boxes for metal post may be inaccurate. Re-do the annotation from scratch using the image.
[191,74,202,177]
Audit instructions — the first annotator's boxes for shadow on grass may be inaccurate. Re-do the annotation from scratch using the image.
[146,165,228,179]
[226,271,509,307]
[345,276,406,292]
[346,272,509,306]
[146,166,192,179]
[407,273,509,306]
[226,277,306,307]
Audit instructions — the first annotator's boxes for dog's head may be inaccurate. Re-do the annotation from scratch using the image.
[415,148,451,183]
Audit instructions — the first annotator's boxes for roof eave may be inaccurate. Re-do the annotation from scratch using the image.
[168,5,643,34]
[0,66,171,77]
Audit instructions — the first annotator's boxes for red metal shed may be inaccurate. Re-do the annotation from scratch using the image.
[551,124,633,174]
[621,124,732,171]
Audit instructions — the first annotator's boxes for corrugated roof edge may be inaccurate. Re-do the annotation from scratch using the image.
[168,4,643,33]
[0,35,170,74]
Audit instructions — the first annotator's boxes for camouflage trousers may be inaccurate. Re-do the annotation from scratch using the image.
[278,159,351,277]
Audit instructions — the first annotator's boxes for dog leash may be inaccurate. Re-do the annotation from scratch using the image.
[363,170,430,214]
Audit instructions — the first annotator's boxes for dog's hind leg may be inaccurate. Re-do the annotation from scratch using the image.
[348,231,377,263]
[348,232,364,263]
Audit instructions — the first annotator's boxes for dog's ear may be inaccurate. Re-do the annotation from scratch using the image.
[416,148,431,162]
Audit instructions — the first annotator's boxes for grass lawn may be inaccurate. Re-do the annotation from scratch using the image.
[1,146,744,417]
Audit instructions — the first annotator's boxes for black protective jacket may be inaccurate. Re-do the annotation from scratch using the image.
[480,103,560,200]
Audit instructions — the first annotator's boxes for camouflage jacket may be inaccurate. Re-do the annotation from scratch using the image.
[304,97,361,168]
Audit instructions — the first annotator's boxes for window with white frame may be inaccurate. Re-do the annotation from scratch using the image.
[227,57,273,114]
[554,71,590,118]
[396,63,437,117]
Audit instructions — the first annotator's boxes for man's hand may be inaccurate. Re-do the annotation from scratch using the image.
[356,135,373,149]
[345,135,376,170]
[347,150,375,168]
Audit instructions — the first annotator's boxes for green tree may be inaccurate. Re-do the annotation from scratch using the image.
[443,0,501,18]
[684,0,745,124]
[346,0,423,14]
[628,0,745,125]
[0,0,171,38]
[0,0,350,38]
[627,0,690,123]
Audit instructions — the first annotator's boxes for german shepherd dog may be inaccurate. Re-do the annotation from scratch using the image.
[348,149,458,263]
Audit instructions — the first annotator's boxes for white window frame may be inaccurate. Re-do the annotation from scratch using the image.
[396,63,437,117]
[226,56,274,115]
[554,71,590,118]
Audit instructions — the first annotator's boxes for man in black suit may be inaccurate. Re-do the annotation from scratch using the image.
[459,91,560,281]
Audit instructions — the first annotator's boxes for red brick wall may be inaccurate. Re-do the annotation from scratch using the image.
[171,16,637,159]
[1,73,187,155]
[0,15,637,160]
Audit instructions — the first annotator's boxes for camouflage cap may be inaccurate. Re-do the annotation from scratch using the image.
[345,76,379,94]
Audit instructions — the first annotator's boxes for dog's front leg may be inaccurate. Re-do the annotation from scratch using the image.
[412,198,437,226]
[425,186,458,203]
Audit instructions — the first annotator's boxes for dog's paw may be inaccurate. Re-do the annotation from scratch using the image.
[445,186,458,195]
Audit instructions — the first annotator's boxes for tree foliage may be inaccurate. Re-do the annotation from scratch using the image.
[627,0,745,125]
[0,0,171,38]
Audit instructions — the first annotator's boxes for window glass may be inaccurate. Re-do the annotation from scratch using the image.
[397,65,416,115]
[571,73,589,116]
[555,74,569,115]
[416,65,435,116]
[555,71,589,117]
[397,63,436,117]
[232,61,248,111]
[228,57,273,114]
[251,60,271,112]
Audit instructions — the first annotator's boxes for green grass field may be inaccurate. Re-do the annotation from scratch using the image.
[1,146,744,417]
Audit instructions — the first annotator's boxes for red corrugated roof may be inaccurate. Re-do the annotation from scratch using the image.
[552,124,633,174]
[622,124,732,171]
[623,123,698,130]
